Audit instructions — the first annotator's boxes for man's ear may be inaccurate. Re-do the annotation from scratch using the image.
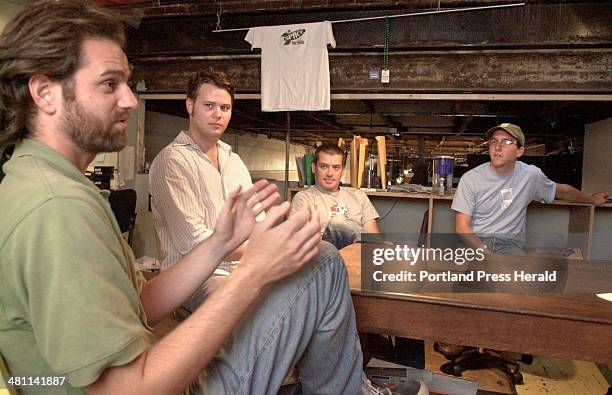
[312,162,316,175]
[516,146,525,158]
[186,98,194,117]
[29,74,59,115]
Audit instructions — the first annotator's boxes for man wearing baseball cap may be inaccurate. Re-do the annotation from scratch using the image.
[451,122,608,255]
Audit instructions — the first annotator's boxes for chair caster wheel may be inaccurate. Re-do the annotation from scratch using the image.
[512,372,524,385]
[452,365,464,376]
[521,354,533,364]
[440,361,463,377]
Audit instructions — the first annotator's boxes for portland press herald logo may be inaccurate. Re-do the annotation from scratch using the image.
[282,29,305,45]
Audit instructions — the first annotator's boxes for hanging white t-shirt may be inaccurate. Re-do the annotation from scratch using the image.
[245,21,336,112]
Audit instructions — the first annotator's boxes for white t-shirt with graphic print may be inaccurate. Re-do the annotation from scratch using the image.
[245,21,336,111]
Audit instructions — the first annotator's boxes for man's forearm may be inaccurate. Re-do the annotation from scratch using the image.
[87,265,266,395]
[140,233,230,326]
[555,183,595,204]
[456,222,488,251]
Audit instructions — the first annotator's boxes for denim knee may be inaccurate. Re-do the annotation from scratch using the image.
[315,240,345,268]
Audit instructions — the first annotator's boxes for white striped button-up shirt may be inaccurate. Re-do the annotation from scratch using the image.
[149,131,253,272]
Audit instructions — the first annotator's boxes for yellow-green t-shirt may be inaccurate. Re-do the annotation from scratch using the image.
[0,139,155,394]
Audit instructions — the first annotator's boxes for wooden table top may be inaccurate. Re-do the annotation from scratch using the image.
[339,243,612,326]
[340,243,612,363]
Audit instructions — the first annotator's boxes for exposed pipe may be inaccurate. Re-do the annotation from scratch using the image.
[213,3,526,33]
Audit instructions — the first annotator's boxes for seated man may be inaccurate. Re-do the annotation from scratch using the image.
[440,123,609,380]
[0,3,404,394]
[290,144,429,369]
[452,122,608,255]
[290,143,381,249]
[149,70,264,314]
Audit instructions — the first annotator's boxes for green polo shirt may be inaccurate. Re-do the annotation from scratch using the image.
[0,139,154,394]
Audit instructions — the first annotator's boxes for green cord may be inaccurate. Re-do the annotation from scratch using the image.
[383,16,390,70]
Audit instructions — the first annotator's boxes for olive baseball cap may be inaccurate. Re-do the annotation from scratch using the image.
[486,123,525,147]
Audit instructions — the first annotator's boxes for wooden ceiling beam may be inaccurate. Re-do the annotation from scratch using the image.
[132,50,612,95]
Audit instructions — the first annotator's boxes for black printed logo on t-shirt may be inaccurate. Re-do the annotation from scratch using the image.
[282,29,305,45]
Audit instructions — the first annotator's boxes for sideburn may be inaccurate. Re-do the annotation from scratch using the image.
[61,78,76,102]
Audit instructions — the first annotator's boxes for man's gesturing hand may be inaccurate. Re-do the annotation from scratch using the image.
[240,202,321,286]
[213,180,280,254]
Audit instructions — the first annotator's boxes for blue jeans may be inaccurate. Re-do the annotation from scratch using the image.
[323,220,379,250]
[481,236,526,256]
[195,241,363,395]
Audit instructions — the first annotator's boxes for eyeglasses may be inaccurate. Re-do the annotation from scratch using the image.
[488,138,518,147]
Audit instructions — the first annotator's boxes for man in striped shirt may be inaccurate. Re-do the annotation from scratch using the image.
[150,71,265,314]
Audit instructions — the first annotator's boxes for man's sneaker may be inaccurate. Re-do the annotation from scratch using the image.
[361,372,429,395]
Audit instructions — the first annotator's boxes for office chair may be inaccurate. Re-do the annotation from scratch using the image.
[433,248,534,384]
[393,210,429,369]
[434,343,533,384]
[109,188,138,246]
